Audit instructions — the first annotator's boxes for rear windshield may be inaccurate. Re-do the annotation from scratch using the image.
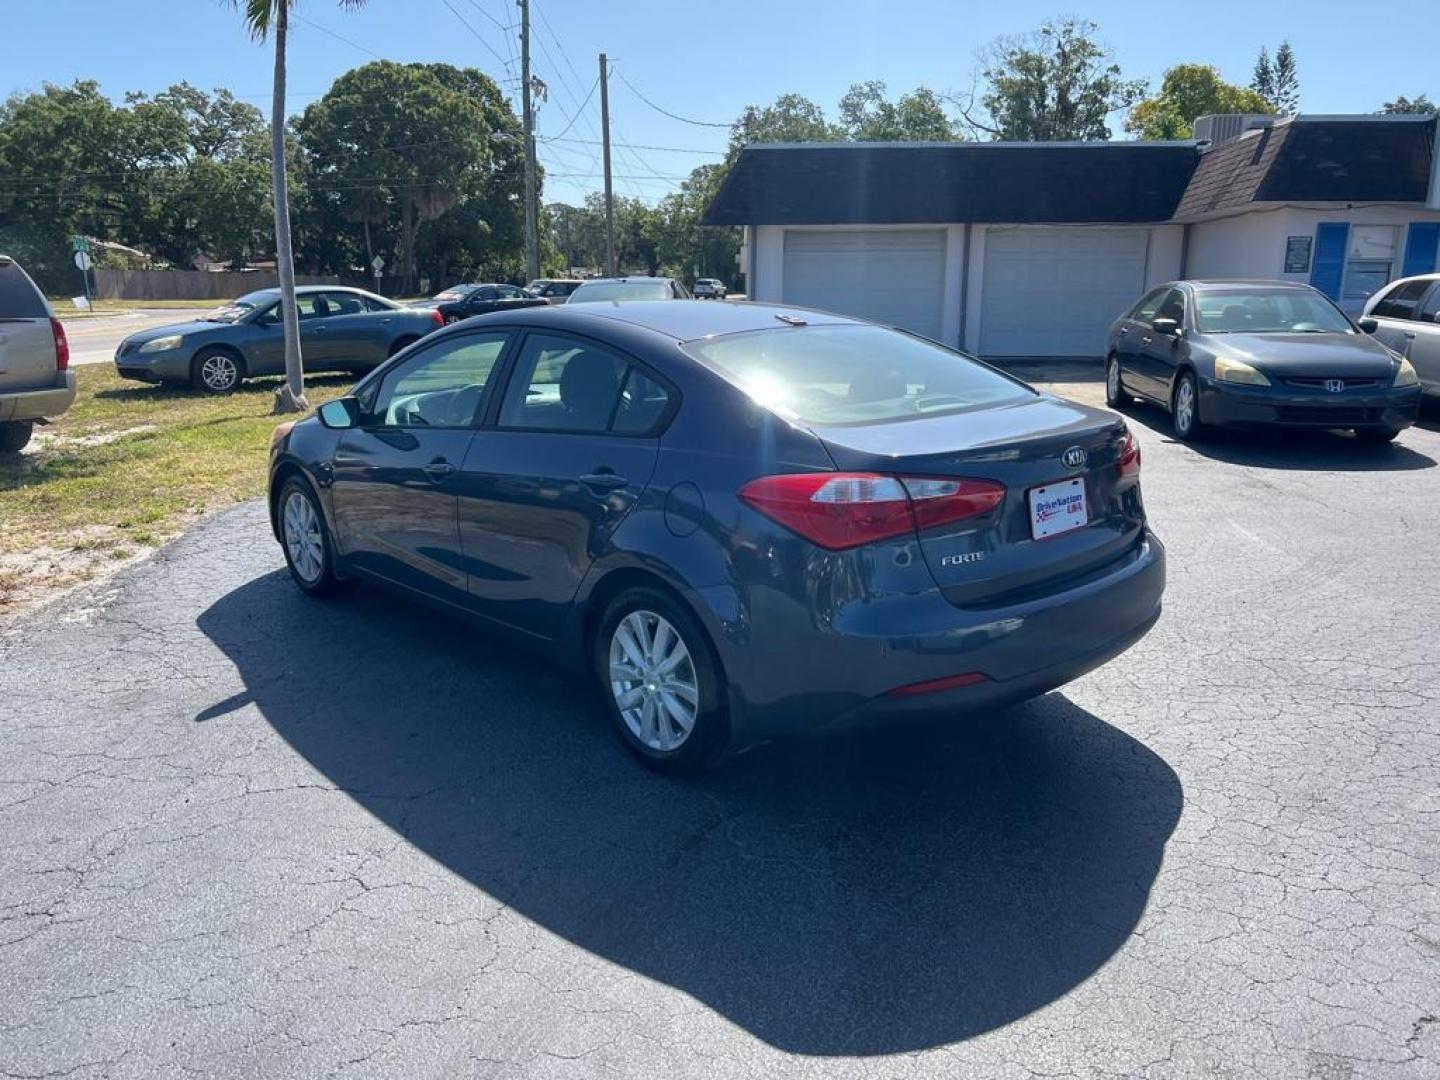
[571,281,670,302]
[1195,289,1353,334]
[682,324,1033,426]
[0,261,49,318]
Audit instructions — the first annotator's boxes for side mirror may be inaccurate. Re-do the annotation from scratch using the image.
[1357,317,1379,334]
[1151,317,1180,337]
[317,396,360,429]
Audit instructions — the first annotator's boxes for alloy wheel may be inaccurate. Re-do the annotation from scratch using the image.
[1106,358,1121,402]
[608,610,698,752]
[1175,377,1195,435]
[200,353,239,392]
[283,490,325,584]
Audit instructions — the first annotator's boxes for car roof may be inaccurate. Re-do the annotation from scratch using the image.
[1177,279,1319,291]
[492,299,860,341]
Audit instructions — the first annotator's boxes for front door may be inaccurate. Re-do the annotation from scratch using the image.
[456,331,671,638]
[328,328,513,608]
[1134,288,1187,401]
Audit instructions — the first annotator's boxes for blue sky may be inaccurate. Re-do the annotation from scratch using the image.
[5,0,1434,206]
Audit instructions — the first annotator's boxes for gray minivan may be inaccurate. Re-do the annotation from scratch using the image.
[0,255,74,453]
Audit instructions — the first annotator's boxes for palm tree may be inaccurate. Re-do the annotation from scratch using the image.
[235,1,365,413]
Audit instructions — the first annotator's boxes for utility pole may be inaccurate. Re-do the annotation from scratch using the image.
[599,53,616,276]
[519,0,539,282]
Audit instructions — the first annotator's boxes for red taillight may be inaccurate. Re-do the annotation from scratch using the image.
[738,472,1005,551]
[887,671,990,698]
[1117,430,1140,479]
[50,317,69,371]
[430,308,445,328]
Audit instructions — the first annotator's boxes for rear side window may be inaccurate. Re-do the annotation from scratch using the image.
[683,324,1032,426]
[1371,279,1431,320]
[0,261,49,319]
[1418,285,1440,323]
[612,369,672,434]
[500,334,626,432]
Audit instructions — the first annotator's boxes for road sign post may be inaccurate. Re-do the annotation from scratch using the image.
[370,255,385,294]
[73,249,94,309]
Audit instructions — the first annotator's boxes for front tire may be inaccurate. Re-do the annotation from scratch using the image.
[1172,370,1203,441]
[277,478,345,597]
[1354,426,1402,444]
[0,421,34,454]
[593,586,727,774]
[191,347,244,394]
[1104,354,1131,409]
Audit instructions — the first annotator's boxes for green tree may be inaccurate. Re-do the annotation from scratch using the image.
[1126,64,1274,140]
[1379,94,1434,115]
[837,81,960,141]
[973,18,1145,141]
[651,164,740,286]
[298,61,523,294]
[1250,47,1274,107]
[728,93,838,158]
[233,0,366,415]
[1272,41,1299,113]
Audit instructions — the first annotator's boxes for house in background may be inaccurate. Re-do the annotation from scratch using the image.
[703,113,1440,358]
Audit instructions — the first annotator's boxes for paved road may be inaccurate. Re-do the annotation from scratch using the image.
[61,310,200,367]
[2,387,1438,1078]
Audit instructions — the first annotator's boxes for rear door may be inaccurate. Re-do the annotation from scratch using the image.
[456,330,669,638]
[329,328,513,608]
[318,290,388,369]
[1409,284,1440,392]
[0,259,57,397]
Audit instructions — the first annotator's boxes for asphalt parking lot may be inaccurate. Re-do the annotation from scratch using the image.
[2,372,1438,1078]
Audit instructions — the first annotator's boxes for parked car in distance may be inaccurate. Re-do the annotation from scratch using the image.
[526,279,583,304]
[568,276,692,303]
[692,278,727,300]
[430,283,548,325]
[1105,280,1422,443]
[268,300,1164,773]
[1360,272,1440,401]
[116,286,442,393]
[0,254,73,453]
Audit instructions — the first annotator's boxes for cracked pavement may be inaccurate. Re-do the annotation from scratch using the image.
[2,387,1438,1078]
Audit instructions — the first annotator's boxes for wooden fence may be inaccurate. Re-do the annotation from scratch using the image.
[93,269,341,301]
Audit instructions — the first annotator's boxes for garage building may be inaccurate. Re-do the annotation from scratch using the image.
[703,114,1440,358]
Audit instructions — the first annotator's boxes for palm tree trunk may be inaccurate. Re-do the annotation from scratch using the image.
[270,2,308,414]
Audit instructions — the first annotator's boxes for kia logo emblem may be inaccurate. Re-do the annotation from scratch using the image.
[1325,379,1345,393]
[1062,447,1087,469]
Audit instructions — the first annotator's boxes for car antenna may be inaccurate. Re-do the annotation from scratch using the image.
[774,313,807,326]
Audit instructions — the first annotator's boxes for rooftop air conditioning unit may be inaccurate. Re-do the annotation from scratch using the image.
[1193,114,1276,147]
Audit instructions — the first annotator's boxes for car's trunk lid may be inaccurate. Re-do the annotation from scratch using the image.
[807,395,1145,607]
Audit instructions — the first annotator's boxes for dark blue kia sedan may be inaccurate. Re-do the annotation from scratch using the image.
[268,301,1165,772]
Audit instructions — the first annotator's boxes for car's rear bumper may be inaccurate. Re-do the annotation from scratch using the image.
[0,371,76,422]
[689,530,1166,746]
[1199,379,1422,430]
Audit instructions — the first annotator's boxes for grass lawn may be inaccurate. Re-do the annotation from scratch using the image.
[52,298,233,321]
[0,366,351,616]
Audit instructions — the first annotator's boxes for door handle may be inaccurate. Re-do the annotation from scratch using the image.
[422,459,456,480]
[579,471,629,492]
[1139,336,1152,346]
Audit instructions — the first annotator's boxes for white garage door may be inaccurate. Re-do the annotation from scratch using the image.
[980,227,1149,356]
[782,230,946,340]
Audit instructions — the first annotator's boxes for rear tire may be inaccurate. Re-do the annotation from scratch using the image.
[593,586,728,775]
[191,347,244,394]
[277,478,346,597]
[1172,371,1203,441]
[1354,426,1402,444]
[0,421,34,454]
[1104,354,1131,408]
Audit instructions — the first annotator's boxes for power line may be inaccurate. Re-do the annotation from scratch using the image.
[292,14,385,60]
[614,71,731,128]
[541,77,599,143]
[437,0,511,69]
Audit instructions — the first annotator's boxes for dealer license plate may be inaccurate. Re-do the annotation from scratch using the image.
[1028,478,1087,539]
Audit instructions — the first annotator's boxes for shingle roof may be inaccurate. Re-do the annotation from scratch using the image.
[700,142,1201,226]
[704,118,1439,227]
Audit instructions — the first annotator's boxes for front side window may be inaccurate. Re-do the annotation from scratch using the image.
[499,334,628,432]
[1130,289,1167,321]
[683,324,1032,426]
[1155,289,1185,326]
[1371,279,1431,320]
[1194,290,1354,334]
[371,331,509,428]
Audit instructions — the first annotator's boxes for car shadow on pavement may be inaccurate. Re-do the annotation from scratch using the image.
[197,571,1183,1056]
[1120,401,1437,471]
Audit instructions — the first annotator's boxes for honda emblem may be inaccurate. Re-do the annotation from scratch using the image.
[1324,379,1345,393]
